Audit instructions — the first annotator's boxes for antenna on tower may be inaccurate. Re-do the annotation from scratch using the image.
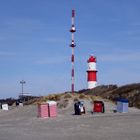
[70,9,76,95]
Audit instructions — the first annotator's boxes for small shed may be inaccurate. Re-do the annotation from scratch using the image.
[38,103,49,118]
[2,104,9,111]
[93,101,105,113]
[47,101,57,117]
[117,98,129,113]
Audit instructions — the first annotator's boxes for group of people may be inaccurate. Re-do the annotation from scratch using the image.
[74,101,86,115]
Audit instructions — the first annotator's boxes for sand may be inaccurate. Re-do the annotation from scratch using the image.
[0,99,140,140]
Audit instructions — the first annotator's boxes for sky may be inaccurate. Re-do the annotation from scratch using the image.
[0,0,140,98]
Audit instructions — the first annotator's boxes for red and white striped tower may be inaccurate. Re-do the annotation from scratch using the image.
[87,55,97,89]
[70,10,76,94]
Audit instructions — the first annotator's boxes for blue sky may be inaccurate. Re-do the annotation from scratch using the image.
[0,0,140,98]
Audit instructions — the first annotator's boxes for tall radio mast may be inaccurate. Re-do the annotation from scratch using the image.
[70,10,76,94]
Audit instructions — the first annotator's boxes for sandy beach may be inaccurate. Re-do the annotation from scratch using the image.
[0,100,140,140]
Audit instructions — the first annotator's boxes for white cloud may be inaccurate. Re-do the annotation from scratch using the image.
[112,29,140,40]
[36,55,68,65]
[80,40,113,47]
[99,51,140,62]
[0,51,16,57]
[0,18,47,42]
[46,38,67,43]
[4,18,46,31]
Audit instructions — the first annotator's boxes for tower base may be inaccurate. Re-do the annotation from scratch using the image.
[88,81,97,89]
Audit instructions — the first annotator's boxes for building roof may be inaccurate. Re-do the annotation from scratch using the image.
[88,55,96,62]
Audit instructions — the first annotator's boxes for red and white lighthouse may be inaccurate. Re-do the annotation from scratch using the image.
[87,55,97,89]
